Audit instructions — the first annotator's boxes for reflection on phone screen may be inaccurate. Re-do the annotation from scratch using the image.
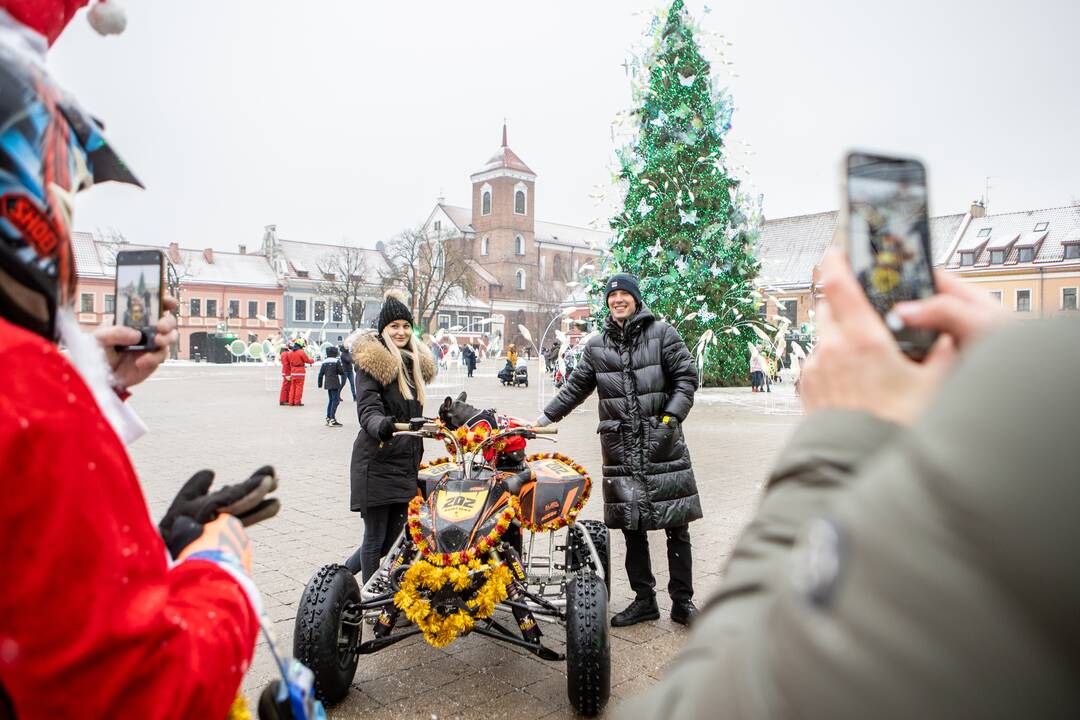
[115,264,161,332]
[848,157,934,316]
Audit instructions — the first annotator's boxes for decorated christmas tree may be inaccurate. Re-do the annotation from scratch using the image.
[596,0,767,385]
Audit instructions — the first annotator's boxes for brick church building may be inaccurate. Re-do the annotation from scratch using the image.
[420,124,607,349]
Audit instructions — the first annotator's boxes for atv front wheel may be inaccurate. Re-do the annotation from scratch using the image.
[568,519,611,594]
[565,572,610,717]
[293,564,361,705]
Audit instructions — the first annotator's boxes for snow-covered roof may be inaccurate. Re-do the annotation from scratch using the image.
[928,213,965,266]
[277,239,390,279]
[439,284,490,310]
[467,259,501,286]
[122,243,280,287]
[534,220,609,252]
[945,205,1080,268]
[71,231,109,278]
[755,211,837,290]
[441,205,474,233]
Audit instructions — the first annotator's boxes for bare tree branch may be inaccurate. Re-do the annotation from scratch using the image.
[316,245,370,330]
[379,227,475,331]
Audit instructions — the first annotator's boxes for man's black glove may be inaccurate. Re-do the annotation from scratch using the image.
[158,466,280,559]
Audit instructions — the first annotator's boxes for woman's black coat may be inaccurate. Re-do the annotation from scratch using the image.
[349,332,436,514]
[543,308,702,531]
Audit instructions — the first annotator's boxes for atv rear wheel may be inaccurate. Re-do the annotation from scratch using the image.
[293,564,361,705]
[565,572,610,717]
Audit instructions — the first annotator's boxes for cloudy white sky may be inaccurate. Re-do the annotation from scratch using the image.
[50,0,1080,251]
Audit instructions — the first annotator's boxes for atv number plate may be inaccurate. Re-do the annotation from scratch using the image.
[435,489,489,522]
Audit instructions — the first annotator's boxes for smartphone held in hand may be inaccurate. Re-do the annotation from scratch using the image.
[113,249,165,351]
[842,151,938,360]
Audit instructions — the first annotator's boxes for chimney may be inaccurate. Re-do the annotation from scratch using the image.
[970,200,986,219]
[203,248,214,264]
[167,242,181,264]
[238,244,247,255]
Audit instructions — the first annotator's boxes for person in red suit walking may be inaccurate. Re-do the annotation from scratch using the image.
[0,2,285,717]
[279,342,293,405]
[288,340,314,406]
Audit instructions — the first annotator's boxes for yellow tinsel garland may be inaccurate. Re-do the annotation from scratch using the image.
[393,558,513,647]
[407,493,521,566]
[518,452,592,533]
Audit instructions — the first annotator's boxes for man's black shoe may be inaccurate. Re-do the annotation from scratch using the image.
[671,600,698,626]
[611,596,660,627]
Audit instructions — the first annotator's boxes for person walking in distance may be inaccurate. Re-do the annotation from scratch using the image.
[462,343,477,378]
[338,339,356,400]
[537,273,702,626]
[318,345,346,426]
[287,340,313,406]
[279,341,293,405]
[345,290,436,582]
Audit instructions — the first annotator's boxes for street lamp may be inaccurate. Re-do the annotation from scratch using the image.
[518,305,582,413]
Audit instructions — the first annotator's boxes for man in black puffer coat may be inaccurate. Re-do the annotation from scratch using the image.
[538,273,702,627]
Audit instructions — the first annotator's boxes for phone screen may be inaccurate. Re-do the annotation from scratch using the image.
[846,153,937,358]
[115,256,162,348]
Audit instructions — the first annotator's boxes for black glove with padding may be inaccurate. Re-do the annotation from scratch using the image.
[158,466,280,559]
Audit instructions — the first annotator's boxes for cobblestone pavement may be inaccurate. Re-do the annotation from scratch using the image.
[127,359,802,718]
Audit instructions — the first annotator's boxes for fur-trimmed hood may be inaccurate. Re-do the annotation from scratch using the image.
[350,330,436,387]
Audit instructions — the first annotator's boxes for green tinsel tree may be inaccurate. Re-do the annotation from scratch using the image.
[596,0,768,386]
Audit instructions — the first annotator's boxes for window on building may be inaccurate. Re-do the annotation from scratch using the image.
[433,244,444,269]
[960,252,975,266]
[515,235,525,255]
[977,227,992,237]
[296,270,309,278]
[1065,244,1080,259]
[480,237,489,256]
[554,254,566,281]
[757,302,766,317]
[1063,288,1078,311]
[434,220,441,232]
[206,299,218,317]
[332,302,343,322]
[248,300,258,318]
[81,293,94,313]
[1017,247,1035,263]
[104,294,115,314]
[438,313,451,330]
[989,291,1003,305]
[1016,289,1031,312]
[515,190,526,214]
[266,301,276,320]
[1034,222,1049,232]
[779,299,798,326]
[473,315,485,329]
[515,269,526,290]
[482,190,491,215]
[228,300,240,318]
[190,298,201,317]
[989,250,1005,264]
[313,300,326,322]
[294,299,306,321]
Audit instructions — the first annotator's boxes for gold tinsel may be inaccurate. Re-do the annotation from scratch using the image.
[393,559,513,647]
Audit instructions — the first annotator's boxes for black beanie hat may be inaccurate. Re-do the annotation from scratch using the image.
[605,273,643,308]
[378,289,414,334]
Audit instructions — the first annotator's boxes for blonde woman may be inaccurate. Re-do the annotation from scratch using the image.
[344,290,436,582]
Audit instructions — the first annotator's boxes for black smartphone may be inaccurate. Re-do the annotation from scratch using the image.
[844,151,938,360]
[114,249,165,351]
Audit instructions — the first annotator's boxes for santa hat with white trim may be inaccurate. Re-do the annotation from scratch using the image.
[1,0,125,45]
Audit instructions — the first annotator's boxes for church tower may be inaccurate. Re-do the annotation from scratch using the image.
[470,123,536,299]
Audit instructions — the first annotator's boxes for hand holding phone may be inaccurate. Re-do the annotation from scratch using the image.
[842,152,937,360]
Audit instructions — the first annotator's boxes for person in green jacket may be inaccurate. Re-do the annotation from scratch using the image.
[620,250,1080,718]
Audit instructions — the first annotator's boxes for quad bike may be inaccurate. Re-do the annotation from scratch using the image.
[294,396,611,716]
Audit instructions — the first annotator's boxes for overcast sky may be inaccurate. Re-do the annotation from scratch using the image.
[50,0,1080,252]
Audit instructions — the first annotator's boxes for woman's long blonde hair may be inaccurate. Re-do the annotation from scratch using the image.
[381,325,426,405]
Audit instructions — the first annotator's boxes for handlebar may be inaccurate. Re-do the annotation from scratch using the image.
[393,423,557,435]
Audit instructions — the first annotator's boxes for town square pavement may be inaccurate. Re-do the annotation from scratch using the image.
[127,357,802,718]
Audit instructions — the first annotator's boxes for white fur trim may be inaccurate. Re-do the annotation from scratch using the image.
[88,0,127,36]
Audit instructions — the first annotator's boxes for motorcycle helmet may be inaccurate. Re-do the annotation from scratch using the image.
[0,1,140,339]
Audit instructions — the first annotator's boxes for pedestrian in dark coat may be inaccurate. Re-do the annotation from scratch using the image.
[462,344,477,377]
[318,346,346,427]
[538,272,702,627]
[338,342,356,399]
[345,290,436,583]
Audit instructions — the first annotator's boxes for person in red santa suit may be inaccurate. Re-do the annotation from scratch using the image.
[279,340,294,405]
[0,2,284,718]
[288,339,314,406]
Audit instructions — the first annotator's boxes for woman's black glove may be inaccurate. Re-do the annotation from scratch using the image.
[378,417,397,441]
[158,466,280,559]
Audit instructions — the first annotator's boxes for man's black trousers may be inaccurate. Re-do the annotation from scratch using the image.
[621,524,694,603]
